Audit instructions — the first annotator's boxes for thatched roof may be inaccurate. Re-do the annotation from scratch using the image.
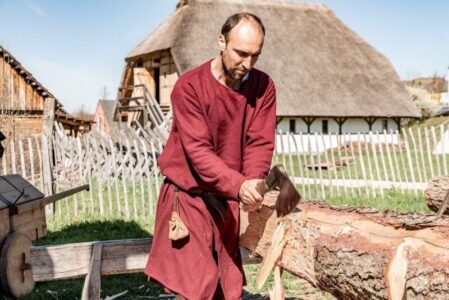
[127,0,420,118]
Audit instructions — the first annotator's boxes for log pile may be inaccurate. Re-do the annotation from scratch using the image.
[240,196,449,299]
[425,176,449,215]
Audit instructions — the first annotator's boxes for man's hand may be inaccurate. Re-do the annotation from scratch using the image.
[239,179,263,205]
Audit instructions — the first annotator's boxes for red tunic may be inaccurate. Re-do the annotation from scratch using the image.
[145,60,276,299]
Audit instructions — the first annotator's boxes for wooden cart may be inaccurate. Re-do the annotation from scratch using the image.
[0,174,88,298]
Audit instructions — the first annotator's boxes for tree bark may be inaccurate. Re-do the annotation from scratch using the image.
[240,196,449,300]
[425,176,449,215]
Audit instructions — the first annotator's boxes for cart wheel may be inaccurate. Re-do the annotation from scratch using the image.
[0,232,34,298]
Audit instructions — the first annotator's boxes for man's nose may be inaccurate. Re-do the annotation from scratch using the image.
[242,56,252,70]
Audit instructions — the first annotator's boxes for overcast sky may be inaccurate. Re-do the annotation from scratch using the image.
[0,0,448,114]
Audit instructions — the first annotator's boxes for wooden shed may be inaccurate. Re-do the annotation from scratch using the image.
[117,0,421,133]
[0,45,93,139]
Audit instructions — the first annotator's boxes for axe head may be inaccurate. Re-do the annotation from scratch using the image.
[264,164,301,217]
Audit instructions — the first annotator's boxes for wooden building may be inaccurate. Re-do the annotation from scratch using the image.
[117,0,420,133]
[92,100,118,134]
[0,45,92,139]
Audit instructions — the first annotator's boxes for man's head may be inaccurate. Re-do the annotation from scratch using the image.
[218,13,265,81]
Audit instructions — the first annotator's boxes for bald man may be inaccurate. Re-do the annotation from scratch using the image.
[145,13,276,299]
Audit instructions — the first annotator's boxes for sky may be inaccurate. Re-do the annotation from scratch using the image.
[0,0,448,114]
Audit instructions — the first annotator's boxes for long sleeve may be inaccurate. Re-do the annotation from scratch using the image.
[242,79,276,179]
[171,81,246,199]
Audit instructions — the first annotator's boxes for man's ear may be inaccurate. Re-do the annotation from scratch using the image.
[218,34,226,51]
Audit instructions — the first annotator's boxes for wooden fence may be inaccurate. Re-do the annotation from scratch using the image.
[274,124,449,200]
[1,122,448,220]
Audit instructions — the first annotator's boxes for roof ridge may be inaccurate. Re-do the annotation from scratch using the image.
[190,0,331,11]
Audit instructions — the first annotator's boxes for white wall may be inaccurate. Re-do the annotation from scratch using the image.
[277,117,398,134]
[275,132,399,154]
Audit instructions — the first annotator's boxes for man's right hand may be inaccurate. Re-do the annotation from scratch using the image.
[239,179,263,205]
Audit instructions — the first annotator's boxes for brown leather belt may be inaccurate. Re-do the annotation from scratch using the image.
[167,179,230,224]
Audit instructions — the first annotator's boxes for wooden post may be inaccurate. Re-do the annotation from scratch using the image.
[431,126,441,176]
[440,125,448,175]
[299,132,312,199]
[402,128,417,194]
[376,131,389,183]
[425,127,435,181]
[408,127,423,184]
[344,133,355,198]
[348,134,361,195]
[141,141,154,216]
[314,133,325,199]
[321,132,333,197]
[362,133,376,197]
[109,139,121,217]
[134,139,146,218]
[81,242,103,300]
[397,130,410,193]
[384,130,396,184]
[369,132,383,196]
[336,133,348,198]
[417,128,427,182]
[291,133,306,197]
[357,132,369,197]
[329,133,340,197]
[150,140,160,198]
[42,98,55,198]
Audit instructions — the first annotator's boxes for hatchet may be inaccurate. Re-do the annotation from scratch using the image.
[255,164,301,217]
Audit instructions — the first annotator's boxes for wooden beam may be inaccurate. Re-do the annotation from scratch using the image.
[240,195,449,299]
[31,239,260,282]
[81,243,102,300]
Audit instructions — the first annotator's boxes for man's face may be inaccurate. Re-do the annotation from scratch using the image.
[219,21,264,81]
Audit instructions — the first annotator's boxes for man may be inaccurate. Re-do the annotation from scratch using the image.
[145,13,276,299]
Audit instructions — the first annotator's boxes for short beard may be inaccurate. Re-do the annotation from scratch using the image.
[221,55,242,81]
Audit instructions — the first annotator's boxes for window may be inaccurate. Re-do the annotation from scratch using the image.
[382,119,388,132]
[289,119,296,133]
[322,120,329,134]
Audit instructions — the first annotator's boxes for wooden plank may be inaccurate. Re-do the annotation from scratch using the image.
[11,139,16,174]
[150,140,160,198]
[369,132,383,196]
[408,127,423,183]
[393,130,406,192]
[81,243,103,300]
[344,133,355,198]
[357,132,369,197]
[320,133,333,197]
[141,140,154,216]
[440,125,448,175]
[125,139,138,220]
[425,127,435,180]
[336,133,348,197]
[28,138,35,186]
[362,133,376,197]
[298,132,312,199]
[31,239,259,282]
[19,139,26,178]
[402,128,417,194]
[329,133,340,197]
[348,134,361,195]
[417,128,427,182]
[109,139,121,217]
[384,130,396,183]
[431,126,441,176]
[314,133,325,199]
[42,98,55,197]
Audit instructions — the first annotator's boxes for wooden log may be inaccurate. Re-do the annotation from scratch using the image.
[240,196,449,300]
[31,239,259,282]
[425,176,449,215]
